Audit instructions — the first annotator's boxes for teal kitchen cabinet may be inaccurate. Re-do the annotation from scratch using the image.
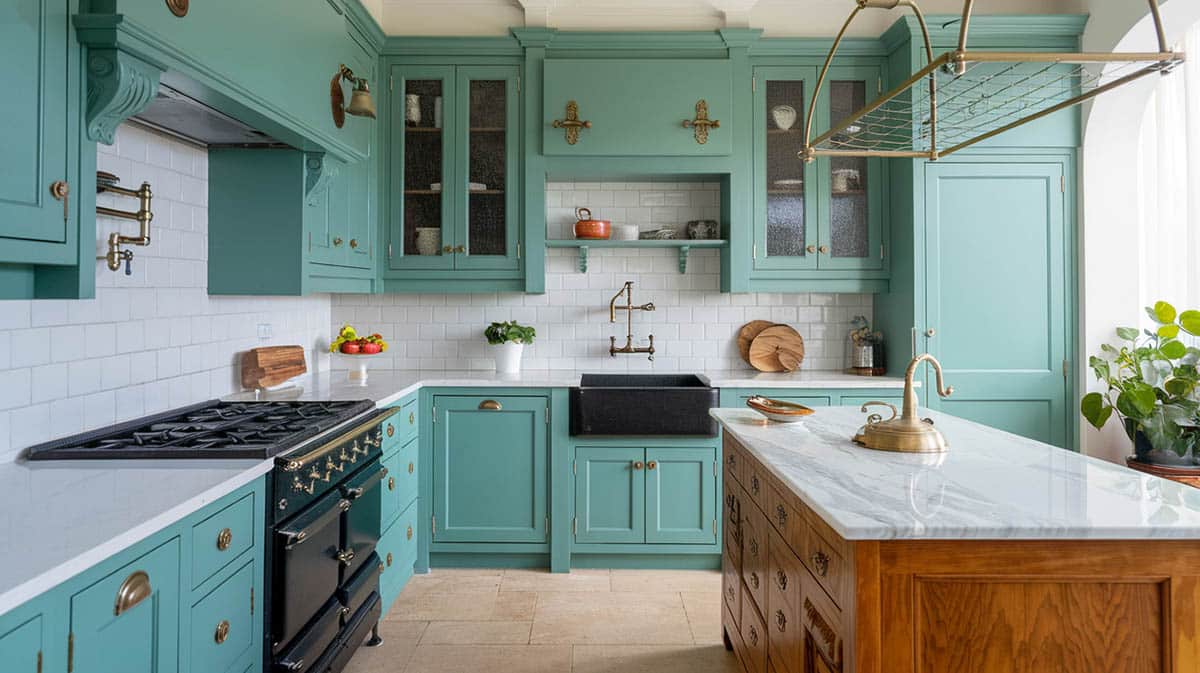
[432,394,548,543]
[747,64,888,292]
[719,388,908,408]
[69,540,181,673]
[0,613,44,673]
[187,560,256,673]
[380,395,419,618]
[574,447,716,546]
[542,59,733,156]
[384,64,524,290]
[0,0,93,299]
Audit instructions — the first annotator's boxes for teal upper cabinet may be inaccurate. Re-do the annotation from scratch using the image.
[0,0,92,300]
[385,64,523,289]
[747,64,887,292]
[432,395,547,543]
[543,59,733,156]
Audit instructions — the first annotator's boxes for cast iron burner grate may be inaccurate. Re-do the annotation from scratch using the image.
[23,399,376,460]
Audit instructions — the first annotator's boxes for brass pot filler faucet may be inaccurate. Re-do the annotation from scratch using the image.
[608,281,655,360]
[96,171,154,275]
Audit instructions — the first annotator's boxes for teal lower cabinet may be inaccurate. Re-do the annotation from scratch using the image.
[379,501,418,617]
[379,393,420,617]
[432,394,548,544]
[574,447,646,544]
[645,448,717,545]
[0,477,266,673]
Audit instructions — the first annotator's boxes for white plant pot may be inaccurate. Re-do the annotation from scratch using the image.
[493,342,525,373]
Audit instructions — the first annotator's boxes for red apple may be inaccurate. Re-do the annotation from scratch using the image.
[360,342,381,355]
[340,342,361,355]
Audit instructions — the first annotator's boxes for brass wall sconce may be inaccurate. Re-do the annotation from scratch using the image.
[331,64,376,129]
[552,100,592,145]
[96,171,153,275]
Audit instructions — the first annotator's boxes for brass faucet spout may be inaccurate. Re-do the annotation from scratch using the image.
[900,353,954,420]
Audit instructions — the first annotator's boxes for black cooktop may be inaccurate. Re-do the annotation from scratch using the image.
[23,399,376,461]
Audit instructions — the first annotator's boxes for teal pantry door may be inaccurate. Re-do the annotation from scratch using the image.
[924,160,1069,447]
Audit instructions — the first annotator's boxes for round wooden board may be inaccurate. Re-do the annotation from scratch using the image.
[737,320,777,364]
[749,325,806,372]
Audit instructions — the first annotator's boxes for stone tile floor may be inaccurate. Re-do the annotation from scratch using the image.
[345,568,740,673]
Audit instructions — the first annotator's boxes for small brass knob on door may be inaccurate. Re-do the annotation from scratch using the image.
[406,525,413,540]
[216,528,233,551]
[386,552,393,567]
[214,620,230,645]
[443,245,453,254]
[387,423,395,437]
[333,237,343,246]
[454,244,466,254]
[818,245,830,254]
[349,239,358,249]
[387,476,395,491]
[632,461,644,470]
[646,460,657,470]
[807,245,817,254]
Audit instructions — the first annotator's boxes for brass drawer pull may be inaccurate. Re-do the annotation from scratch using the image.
[479,400,502,411]
[646,460,657,470]
[751,475,760,495]
[214,620,230,645]
[749,571,759,590]
[811,551,830,577]
[775,609,787,632]
[775,504,788,527]
[387,476,395,491]
[409,412,415,425]
[114,570,152,616]
[775,569,788,592]
[216,528,233,551]
[406,525,413,540]
[386,552,393,567]
[408,462,414,474]
[747,624,759,646]
[386,423,395,437]
[748,539,758,557]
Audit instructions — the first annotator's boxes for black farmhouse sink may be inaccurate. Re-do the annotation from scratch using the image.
[569,374,720,436]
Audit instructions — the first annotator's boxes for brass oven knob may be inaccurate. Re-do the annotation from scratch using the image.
[216,528,233,551]
[214,620,230,644]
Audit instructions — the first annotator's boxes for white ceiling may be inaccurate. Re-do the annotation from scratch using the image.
[371,0,1087,37]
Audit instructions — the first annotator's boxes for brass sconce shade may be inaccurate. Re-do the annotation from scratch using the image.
[331,64,376,128]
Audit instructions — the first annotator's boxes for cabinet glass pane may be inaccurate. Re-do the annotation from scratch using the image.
[829,80,869,259]
[403,79,445,257]
[765,80,807,258]
[467,80,507,256]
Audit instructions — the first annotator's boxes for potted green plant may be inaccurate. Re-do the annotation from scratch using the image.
[1081,301,1200,467]
[485,320,536,374]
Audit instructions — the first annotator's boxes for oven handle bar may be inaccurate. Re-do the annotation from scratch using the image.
[279,496,350,550]
[342,464,388,500]
[277,407,401,474]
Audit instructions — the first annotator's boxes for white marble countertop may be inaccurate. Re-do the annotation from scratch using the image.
[224,368,907,408]
[713,407,1200,541]
[0,457,272,615]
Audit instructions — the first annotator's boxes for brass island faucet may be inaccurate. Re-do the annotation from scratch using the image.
[608,281,655,360]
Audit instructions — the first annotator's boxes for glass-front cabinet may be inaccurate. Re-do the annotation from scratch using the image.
[387,64,521,277]
[752,65,885,281]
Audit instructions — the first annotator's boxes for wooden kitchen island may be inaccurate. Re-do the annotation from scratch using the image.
[713,408,1200,673]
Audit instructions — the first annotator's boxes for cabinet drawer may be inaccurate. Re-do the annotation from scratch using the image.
[739,587,769,673]
[767,481,804,551]
[722,437,742,485]
[722,553,741,620]
[767,534,803,673]
[383,399,418,453]
[745,461,769,512]
[379,500,418,616]
[740,504,768,618]
[192,492,255,588]
[382,437,418,527]
[803,527,849,609]
[801,571,843,671]
[191,560,255,673]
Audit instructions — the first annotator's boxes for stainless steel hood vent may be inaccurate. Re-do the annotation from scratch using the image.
[131,83,289,148]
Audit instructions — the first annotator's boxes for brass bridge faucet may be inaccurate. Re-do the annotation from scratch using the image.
[608,281,656,360]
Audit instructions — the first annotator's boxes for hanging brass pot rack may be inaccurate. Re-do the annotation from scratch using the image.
[801,0,1185,162]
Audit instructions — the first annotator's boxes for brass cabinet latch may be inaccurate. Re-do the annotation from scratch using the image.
[552,100,592,145]
[683,99,720,144]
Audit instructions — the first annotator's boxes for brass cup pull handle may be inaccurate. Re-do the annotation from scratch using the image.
[479,400,502,410]
[335,548,356,565]
[333,237,343,246]
[349,239,358,249]
[633,460,645,470]
[811,551,830,577]
[214,620,230,645]
[646,460,657,470]
[216,528,233,551]
[114,570,152,616]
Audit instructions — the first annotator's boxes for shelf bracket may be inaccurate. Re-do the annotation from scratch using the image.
[82,48,163,144]
[576,245,589,273]
[678,245,691,273]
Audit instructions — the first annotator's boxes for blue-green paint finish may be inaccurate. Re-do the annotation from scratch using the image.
[432,394,548,543]
[379,501,417,619]
[82,47,161,144]
[718,388,908,408]
[924,159,1070,447]
[383,437,418,528]
[542,59,733,157]
[430,553,548,569]
[645,447,717,545]
[574,446,646,544]
[70,538,181,673]
[547,388,571,572]
[570,554,720,570]
[190,491,255,589]
[189,560,256,673]
[0,614,43,673]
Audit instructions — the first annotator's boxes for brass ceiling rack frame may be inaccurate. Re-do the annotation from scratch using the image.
[801,0,1185,162]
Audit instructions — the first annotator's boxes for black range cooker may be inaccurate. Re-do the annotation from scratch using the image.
[25,399,398,673]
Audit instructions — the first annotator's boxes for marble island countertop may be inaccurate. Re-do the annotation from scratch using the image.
[713,407,1200,541]
[224,368,907,408]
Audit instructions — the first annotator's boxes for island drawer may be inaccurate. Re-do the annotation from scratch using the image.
[739,588,769,673]
[740,503,769,617]
[767,481,805,554]
[768,536,802,673]
[723,553,741,621]
[723,437,743,484]
[191,491,255,588]
[803,527,850,609]
[746,460,769,512]
[800,570,843,672]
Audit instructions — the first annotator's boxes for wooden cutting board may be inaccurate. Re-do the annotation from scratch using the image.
[749,325,806,373]
[241,345,307,390]
[737,320,777,364]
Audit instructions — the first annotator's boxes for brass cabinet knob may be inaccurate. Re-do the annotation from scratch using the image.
[216,528,233,551]
[819,245,830,254]
[925,328,937,338]
[443,245,453,254]
[775,569,788,591]
[408,461,414,474]
[775,505,788,527]
[632,460,645,470]
[811,551,830,577]
[387,476,395,491]
[807,245,817,254]
[333,237,343,246]
[387,423,395,437]
[749,571,759,590]
[409,412,415,425]
[349,239,358,249]
[406,525,413,540]
[214,620,230,645]
[646,460,657,470]
[775,609,787,632]
[386,552,393,567]
[454,244,466,253]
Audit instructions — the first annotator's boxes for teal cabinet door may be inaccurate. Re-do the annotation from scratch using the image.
[543,59,733,156]
[189,561,256,673]
[305,156,349,267]
[0,0,70,246]
[924,160,1069,446]
[433,395,547,543]
[70,539,181,673]
[0,614,43,673]
[575,447,645,544]
[645,448,716,545]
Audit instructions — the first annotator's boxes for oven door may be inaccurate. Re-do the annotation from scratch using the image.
[273,489,350,652]
[339,461,387,582]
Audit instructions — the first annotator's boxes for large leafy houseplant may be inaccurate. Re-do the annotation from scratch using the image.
[1081,301,1200,465]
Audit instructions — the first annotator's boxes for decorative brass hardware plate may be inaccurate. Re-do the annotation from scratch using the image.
[552,100,592,145]
[166,0,189,17]
[214,620,230,644]
[683,99,720,145]
[114,570,152,616]
[216,528,233,551]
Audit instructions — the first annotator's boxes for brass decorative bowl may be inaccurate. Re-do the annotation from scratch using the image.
[746,396,814,423]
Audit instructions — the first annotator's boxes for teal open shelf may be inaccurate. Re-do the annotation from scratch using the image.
[545,239,728,273]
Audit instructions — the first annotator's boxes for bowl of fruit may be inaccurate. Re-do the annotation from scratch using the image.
[330,324,388,384]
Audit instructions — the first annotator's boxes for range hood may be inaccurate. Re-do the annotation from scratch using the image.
[131,83,289,148]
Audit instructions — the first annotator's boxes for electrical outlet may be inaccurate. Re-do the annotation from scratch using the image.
[257,323,272,340]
